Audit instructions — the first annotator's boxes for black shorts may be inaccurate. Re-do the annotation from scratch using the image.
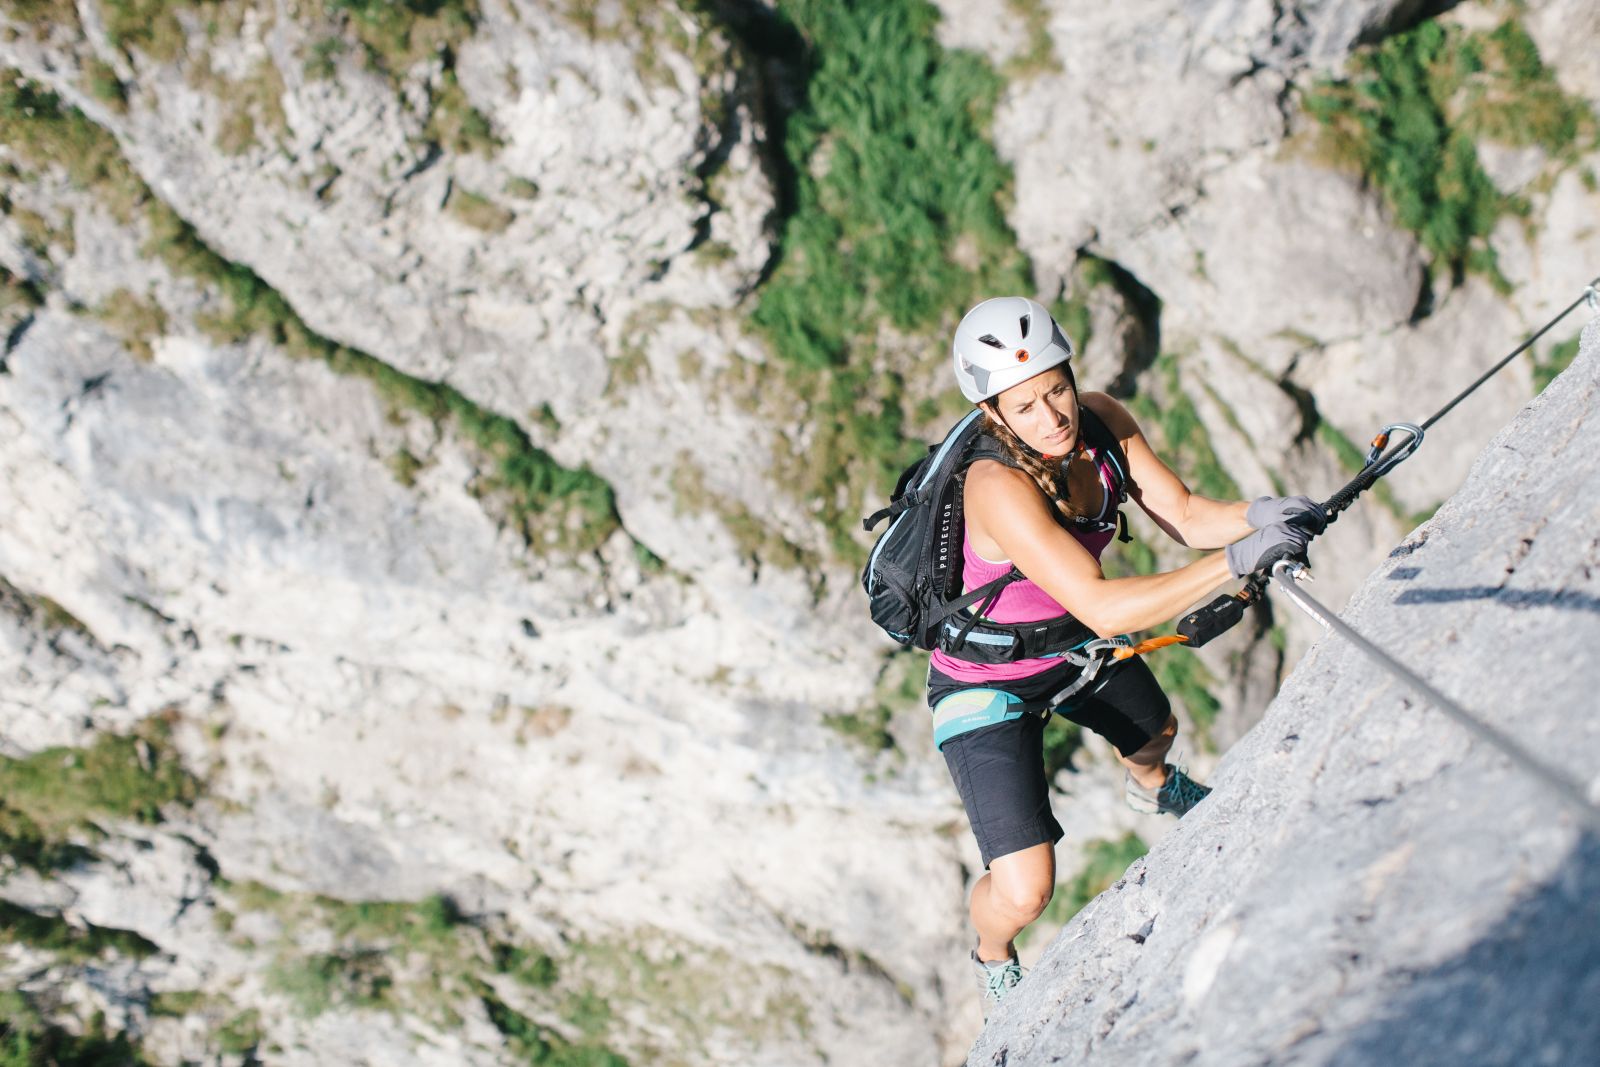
[930,656,1173,868]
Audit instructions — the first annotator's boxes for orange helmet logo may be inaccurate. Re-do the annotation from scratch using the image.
[1015,349,1030,363]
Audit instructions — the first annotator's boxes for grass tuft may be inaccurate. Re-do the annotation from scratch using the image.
[1303,16,1597,289]
[95,288,169,361]
[0,714,199,845]
[738,0,1034,559]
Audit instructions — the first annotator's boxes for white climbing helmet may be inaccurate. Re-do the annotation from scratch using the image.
[952,296,1075,404]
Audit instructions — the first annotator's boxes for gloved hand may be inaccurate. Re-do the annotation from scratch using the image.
[1225,521,1311,579]
[1246,494,1327,534]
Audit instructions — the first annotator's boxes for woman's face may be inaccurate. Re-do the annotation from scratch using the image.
[989,367,1079,456]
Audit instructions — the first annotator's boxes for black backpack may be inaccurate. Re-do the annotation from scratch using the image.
[860,406,1134,663]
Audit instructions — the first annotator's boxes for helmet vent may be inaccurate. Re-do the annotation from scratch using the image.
[1019,314,1031,336]
[976,334,1006,350]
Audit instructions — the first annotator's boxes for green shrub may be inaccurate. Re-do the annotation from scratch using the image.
[1532,335,1580,391]
[741,0,1034,558]
[0,901,158,963]
[427,69,499,156]
[101,0,190,62]
[0,992,153,1066]
[1303,16,1597,288]
[321,0,479,76]
[0,715,198,841]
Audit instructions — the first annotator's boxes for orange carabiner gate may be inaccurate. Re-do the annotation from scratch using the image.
[1111,634,1191,660]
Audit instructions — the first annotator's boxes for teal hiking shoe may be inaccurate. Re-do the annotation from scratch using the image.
[971,949,1024,1018]
[1125,763,1211,817]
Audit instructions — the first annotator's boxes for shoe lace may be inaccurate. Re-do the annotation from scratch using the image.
[983,958,1024,999]
[1160,767,1210,811]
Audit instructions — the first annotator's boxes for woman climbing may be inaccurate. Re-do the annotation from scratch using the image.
[935,297,1320,1014]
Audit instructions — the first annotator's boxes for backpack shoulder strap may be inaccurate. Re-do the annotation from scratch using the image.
[1077,403,1135,500]
[965,431,1014,470]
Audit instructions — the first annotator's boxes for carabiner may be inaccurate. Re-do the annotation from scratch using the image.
[1363,422,1424,477]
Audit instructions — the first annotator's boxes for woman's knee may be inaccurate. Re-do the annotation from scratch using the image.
[992,879,1053,921]
[987,847,1056,920]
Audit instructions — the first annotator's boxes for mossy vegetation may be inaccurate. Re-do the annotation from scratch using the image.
[558,0,724,90]
[0,265,44,315]
[1048,255,1117,355]
[0,71,619,553]
[670,454,820,579]
[448,186,515,232]
[1304,16,1598,289]
[0,713,199,848]
[306,1,499,155]
[0,0,82,36]
[101,0,192,62]
[82,57,128,112]
[1004,0,1061,78]
[426,69,500,156]
[316,0,479,77]
[0,900,158,963]
[0,991,155,1067]
[0,74,145,222]
[1532,334,1580,391]
[212,58,290,156]
[217,882,632,1061]
[95,288,169,361]
[562,933,808,1056]
[1040,716,1084,781]
[737,0,1034,559]
[1021,832,1148,942]
[826,651,921,755]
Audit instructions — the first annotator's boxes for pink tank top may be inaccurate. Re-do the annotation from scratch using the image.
[929,448,1121,683]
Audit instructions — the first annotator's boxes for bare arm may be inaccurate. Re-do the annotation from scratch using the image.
[1082,393,1253,550]
[966,461,1236,637]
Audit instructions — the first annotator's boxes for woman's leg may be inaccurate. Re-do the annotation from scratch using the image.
[935,699,1065,958]
[971,841,1056,962]
[1120,714,1177,791]
[1065,658,1177,789]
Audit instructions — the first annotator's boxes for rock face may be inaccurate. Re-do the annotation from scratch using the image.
[967,318,1600,1065]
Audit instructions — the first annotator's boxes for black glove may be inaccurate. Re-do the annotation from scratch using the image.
[1225,521,1311,579]
[1247,494,1327,534]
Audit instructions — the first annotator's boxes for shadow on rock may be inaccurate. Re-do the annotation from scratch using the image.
[1393,586,1600,615]
[1326,833,1600,1067]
